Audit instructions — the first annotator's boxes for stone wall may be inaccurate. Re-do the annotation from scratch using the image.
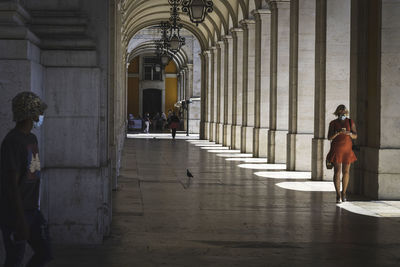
[0,0,117,254]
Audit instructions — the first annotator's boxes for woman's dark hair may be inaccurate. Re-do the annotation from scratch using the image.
[333,104,349,116]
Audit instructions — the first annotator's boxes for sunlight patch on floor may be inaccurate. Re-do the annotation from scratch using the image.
[200,146,230,150]
[195,143,222,147]
[187,139,210,143]
[276,181,335,192]
[238,163,286,170]
[208,149,241,153]
[254,171,311,179]
[338,201,400,218]
[127,133,199,139]
[216,153,253,158]
[225,158,269,163]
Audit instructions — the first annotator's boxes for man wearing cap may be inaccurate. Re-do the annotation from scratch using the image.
[0,92,53,267]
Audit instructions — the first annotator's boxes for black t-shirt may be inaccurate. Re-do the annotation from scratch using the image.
[0,128,41,221]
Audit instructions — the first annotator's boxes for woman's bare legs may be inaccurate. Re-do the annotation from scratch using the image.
[333,163,342,202]
[341,163,351,201]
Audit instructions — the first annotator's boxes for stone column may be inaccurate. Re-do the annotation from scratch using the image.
[230,28,244,150]
[0,2,41,141]
[216,40,225,144]
[182,67,188,131]
[209,47,217,141]
[373,0,400,199]
[350,0,400,199]
[187,64,193,99]
[183,67,188,100]
[240,19,256,153]
[287,0,315,171]
[223,35,233,147]
[268,0,290,163]
[202,50,211,139]
[312,0,351,180]
[253,9,272,158]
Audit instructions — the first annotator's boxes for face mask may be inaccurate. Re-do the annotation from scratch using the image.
[33,115,44,128]
[339,115,346,120]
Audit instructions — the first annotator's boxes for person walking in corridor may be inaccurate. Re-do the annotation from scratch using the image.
[0,92,53,267]
[169,112,180,139]
[326,104,358,203]
[143,113,150,133]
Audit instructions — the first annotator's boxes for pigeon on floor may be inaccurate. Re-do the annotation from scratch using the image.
[187,169,194,178]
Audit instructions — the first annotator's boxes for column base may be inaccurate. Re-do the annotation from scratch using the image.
[311,138,332,181]
[217,123,224,144]
[203,122,209,140]
[223,123,232,147]
[287,133,313,171]
[231,125,242,150]
[354,147,400,200]
[43,167,109,244]
[268,130,288,163]
[241,126,254,153]
[253,127,268,157]
[209,122,215,142]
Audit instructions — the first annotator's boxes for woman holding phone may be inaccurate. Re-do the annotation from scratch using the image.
[327,104,358,203]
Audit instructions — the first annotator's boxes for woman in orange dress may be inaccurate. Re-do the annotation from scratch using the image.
[327,104,357,203]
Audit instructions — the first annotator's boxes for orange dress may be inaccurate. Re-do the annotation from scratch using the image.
[326,118,357,164]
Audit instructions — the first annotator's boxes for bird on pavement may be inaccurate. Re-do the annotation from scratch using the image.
[186,169,194,178]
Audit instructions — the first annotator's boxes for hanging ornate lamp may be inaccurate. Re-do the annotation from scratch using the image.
[156,21,172,66]
[168,0,185,53]
[182,0,213,26]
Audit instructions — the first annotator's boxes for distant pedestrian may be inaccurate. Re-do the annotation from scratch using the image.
[169,112,180,139]
[0,92,53,267]
[144,113,150,133]
[326,104,358,203]
[161,112,167,130]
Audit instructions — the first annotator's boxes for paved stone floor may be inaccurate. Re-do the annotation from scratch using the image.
[46,136,400,267]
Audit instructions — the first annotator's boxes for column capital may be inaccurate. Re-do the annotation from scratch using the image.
[268,0,290,10]
[252,9,271,21]
[230,27,244,33]
[222,35,233,45]
[230,27,244,39]
[203,50,211,56]
[239,19,256,29]
[217,40,225,48]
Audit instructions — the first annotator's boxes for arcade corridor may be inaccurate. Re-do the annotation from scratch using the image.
[1,0,400,265]
[48,136,400,267]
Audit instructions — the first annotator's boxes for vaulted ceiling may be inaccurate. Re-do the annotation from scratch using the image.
[122,0,268,50]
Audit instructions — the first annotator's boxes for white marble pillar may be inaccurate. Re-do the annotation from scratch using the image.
[183,67,188,130]
[253,9,272,158]
[350,0,400,199]
[209,46,217,141]
[240,19,256,153]
[223,35,233,147]
[268,0,290,163]
[287,0,315,171]
[230,28,244,150]
[202,50,211,139]
[312,0,351,180]
[187,64,193,99]
[216,40,225,144]
[184,67,189,100]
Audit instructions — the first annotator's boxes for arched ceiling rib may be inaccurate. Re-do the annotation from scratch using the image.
[123,0,250,50]
[126,18,210,50]
[128,41,188,70]
[124,9,214,46]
